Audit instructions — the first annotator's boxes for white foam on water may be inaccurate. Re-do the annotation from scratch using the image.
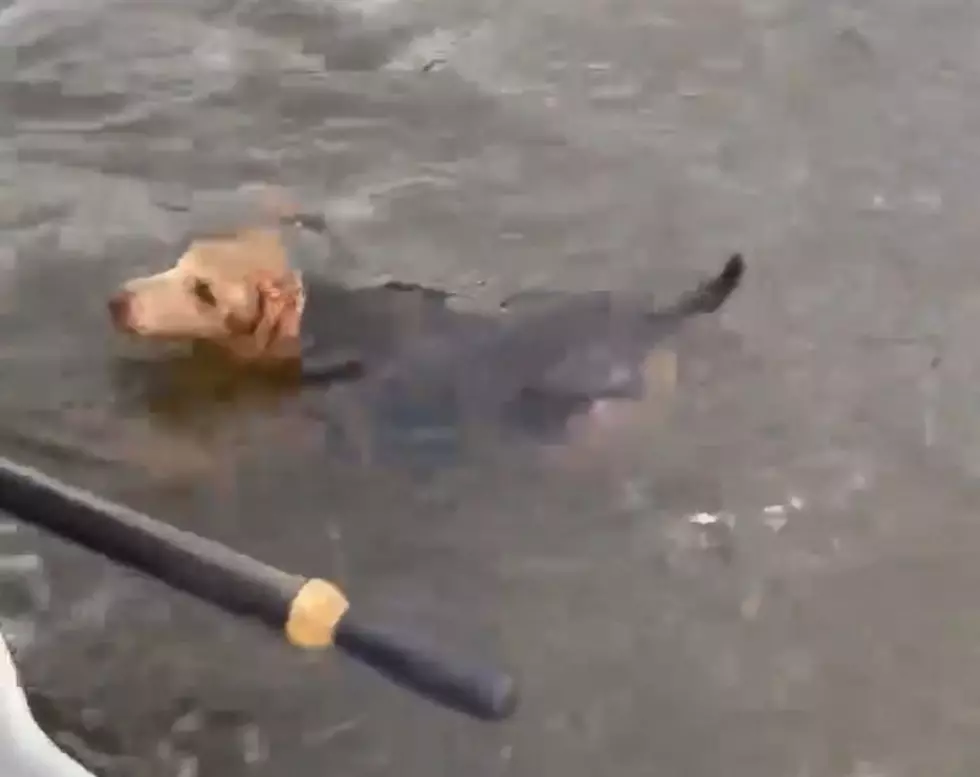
[384,26,458,72]
[0,0,61,31]
[328,0,403,18]
[0,0,117,46]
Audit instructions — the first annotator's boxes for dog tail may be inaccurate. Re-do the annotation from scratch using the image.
[657,253,745,319]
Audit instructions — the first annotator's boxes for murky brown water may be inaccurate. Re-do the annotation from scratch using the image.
[5,0,980,774]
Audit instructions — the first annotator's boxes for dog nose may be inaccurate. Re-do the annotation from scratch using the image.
[107,290,134,328]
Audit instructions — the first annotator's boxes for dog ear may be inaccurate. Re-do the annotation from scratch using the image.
[225,269,306,361]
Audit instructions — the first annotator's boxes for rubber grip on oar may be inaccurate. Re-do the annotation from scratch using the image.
[333,614,518,722]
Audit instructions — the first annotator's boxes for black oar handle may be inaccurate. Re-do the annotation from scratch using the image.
[334,616,517,721]
[0,457,517,721]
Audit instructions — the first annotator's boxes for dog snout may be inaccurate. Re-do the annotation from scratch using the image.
[108,290,135,330]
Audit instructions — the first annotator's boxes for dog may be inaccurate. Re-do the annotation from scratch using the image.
[107,205,744,472]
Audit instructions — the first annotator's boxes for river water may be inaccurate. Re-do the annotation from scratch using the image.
[4,0,980,775]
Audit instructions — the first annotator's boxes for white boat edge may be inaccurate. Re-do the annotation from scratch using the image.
[0,633,96,777]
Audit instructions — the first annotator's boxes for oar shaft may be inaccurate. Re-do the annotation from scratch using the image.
[0,457,302,630]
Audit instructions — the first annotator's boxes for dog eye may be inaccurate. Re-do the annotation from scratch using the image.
[192,279,217,307]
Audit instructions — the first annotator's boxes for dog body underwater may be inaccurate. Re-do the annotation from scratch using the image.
[312,254,745,467]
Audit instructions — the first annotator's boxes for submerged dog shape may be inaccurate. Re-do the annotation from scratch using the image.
[318,254,745,466]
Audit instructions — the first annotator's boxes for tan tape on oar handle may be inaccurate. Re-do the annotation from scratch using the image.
[285,578,350,648]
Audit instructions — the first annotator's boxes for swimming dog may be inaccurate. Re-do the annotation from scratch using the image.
[107,203,743,469]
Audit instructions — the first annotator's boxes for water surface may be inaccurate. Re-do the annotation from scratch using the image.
[4,0,980,775]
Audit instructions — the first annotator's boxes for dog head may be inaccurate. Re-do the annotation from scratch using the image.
[108,228,306,363]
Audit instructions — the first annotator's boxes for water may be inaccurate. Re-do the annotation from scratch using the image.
[4,0,980,774]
